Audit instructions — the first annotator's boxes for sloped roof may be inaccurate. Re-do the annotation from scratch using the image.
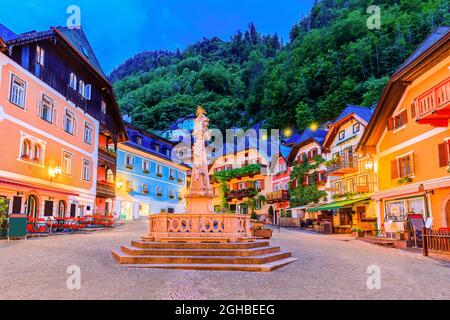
[283,133,302,146]
[357,26,450,153]
[286,129,328,165]
[6,26,108,82]
[397,26,450,72]
[0,23,18,41]
[56,27,107,80]
[334,105,374,123]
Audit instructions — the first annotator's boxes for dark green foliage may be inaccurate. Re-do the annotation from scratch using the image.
[111,0,449,133]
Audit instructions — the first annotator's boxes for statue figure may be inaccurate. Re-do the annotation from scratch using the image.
[186,106,214,199]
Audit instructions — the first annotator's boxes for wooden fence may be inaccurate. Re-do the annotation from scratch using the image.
[422,227,450,256]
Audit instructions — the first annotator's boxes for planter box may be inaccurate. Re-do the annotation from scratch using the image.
[253,229,273,239]
[0,228,7,239]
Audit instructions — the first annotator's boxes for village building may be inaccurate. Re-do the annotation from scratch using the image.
[307,105,376,234]
[0,24,126,217]
[115,124,189,220]
[357,26,450,234]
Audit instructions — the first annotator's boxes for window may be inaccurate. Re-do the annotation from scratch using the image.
[142,160,150,172]
[106,168,114,184]
[101,101,107,114]
[169,168,176,180]
[398,155,413,178]
[135,136,142,145]
[169,190,175,199]
[62,152,72,175]
[254,180,262,190]
[126,180,133,191]
[85,84,91,100]
[39,94,54,123]
[125,154,134,168]
[385,197,426,221]
[156,186,162,197]
[36,45,45,66]
[21,139,31,159]
[353,123,360,134]
[256,199,262,210]
[78,80,85,97]
[156,164,163,176]
[33,144,42,163]
[63,110,75,135]
[338,130,345,141]
[82,159,91,181]
[10,75,26,108]
[388,110,408,131]
[346,178,355,193]
[438,141,450,168]
[142,184,149,194]
[69,73,77,90]
[153,144,160,153]
[335,181,343,195]
[84,122,93,144]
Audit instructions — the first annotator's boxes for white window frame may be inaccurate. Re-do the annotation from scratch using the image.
[62,151,73,176]
[82,159,91,181]
[84,122,93,145]
[142,159,150,172]
[78,80,85,97]
[9,74,26,108]
[63,109,76,135]
[85,84,92,100]
[36,45,45,66]
[69,73,77,90]
[39,94,54,123]
[125,154,135,167]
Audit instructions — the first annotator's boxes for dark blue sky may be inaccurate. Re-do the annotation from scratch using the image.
[0,0,313,74]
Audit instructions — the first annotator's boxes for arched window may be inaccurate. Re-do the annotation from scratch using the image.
[58,200,66,218]
[70,73,77,89]
[85,84,91,100]
[21,139,31,159]
[106,168,115,184]
[78,80,85,97]
[33,144,41,162]
[27,195,39,218]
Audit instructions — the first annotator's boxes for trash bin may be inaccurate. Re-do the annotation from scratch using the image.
[8,214,27,240]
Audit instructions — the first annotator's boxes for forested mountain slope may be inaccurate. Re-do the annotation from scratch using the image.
[111,0,449,132]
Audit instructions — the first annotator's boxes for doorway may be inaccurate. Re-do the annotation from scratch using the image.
[58,201,66,218]
[445,200,450,228]
[12,196,22,214]
[26,195,39,218]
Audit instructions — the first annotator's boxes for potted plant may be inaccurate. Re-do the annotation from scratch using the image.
[0,198,9,239]
[169,176,175,181]
[398,176,413,184]
[352,227,365,238]
[252,225,273,239]
[143,169,150,174]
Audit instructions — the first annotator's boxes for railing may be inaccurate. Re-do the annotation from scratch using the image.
[98,146,117,167]
[415,78,450,119]
[149,213,251,242]
[226,188,257,200]
[96,180,116,198]
[66,85,87,110]
[266,190,289,204]
[330,182,376,197]
[423,228,450,256]
[326,155,358,174]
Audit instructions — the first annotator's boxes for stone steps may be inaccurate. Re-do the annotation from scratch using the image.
[131,240,271,250]
[118,258,299,272]
[120,245,281,257]
[112,249,291,265]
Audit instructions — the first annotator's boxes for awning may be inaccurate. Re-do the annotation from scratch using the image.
[306,197,370,212]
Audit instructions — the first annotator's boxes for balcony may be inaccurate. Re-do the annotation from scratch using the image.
[266,190,290,204]
[96,180,116,199]
[330,182,375,199]
[326,155,358,176]
[415,78,450,127]
[66,85,87,111]
[98,146,117,168]
[226,188,257,200]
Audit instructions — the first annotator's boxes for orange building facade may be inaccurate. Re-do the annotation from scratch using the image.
[0,52,98,217]
[358,27,450,231]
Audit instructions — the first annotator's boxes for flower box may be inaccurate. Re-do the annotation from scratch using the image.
[177,179,184,184]
[253,229,273,239]
[157,193,163,197]
[169,176,175,181]
[156,173,163,178]
[143,169,150,174]
[126,165,134,170]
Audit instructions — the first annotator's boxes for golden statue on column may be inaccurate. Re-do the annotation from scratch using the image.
[185,106,215,214]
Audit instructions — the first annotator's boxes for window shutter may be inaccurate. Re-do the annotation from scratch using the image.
[52,108,57,125]
[401,110,408,125]
[387,117,394,131]
[411,102,416,119]
[259,179,265,190]
[391,159,399,179]
[438,143,449,167]
[410,153,415,176]
[233,183,238,191]
[37,100,43,117]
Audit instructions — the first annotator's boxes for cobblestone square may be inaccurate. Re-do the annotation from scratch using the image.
[1,221,449,300]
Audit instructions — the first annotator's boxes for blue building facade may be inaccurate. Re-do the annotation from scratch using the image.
[115,124,190,220]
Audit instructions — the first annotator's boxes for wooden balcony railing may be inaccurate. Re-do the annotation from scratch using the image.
[226,188,257,200]
[96,180,116,199]
[266,190,290,204]
[326,155,358,176]
[415,78,450,127]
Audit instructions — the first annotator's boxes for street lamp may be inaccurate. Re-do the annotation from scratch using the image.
[48,166,62,179]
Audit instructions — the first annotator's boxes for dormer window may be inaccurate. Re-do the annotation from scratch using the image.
[338,130,345,141]
[135,136,142,145]
[352,123,360,134]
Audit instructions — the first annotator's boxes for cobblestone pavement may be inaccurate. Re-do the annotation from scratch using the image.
[1,221,449,300]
